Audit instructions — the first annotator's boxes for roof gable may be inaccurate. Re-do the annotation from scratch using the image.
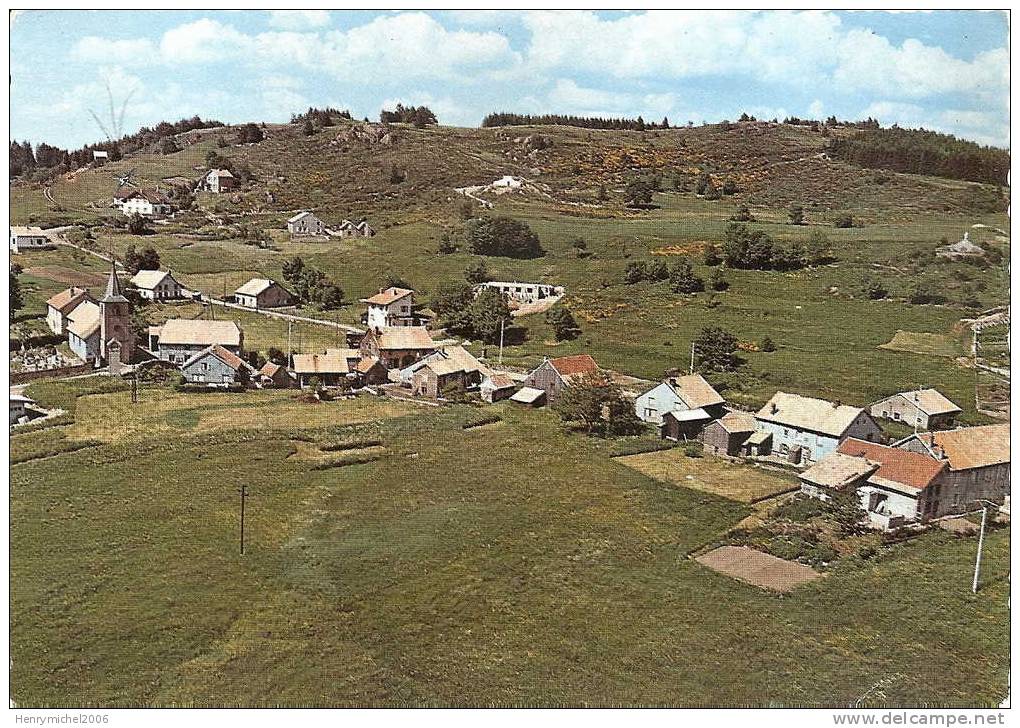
[838,438,947,490]
[756,391,867,437]
[915,425,1010,470]
[548,354,598,380]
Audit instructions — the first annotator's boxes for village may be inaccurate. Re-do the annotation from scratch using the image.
[11,198,1010,544]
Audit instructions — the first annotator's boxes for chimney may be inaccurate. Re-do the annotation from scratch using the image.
[833,399,841,409]
[770,403,778,414]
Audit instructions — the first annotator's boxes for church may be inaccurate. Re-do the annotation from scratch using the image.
[50,264,136,374]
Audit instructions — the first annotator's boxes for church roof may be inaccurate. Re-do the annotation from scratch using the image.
[101,265,128,304]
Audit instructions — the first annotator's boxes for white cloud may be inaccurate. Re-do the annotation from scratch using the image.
[72,36,156,64]
[267,10,331,30]
[808,100,825,118]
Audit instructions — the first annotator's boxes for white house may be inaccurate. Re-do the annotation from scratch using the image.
[233,278,294,309]
[361,287,416,328]
[287,211,326,237]
[754,391,883,466]
[475,281,565,304]
[336,219,375,238]
[10,226,51,253]
[200,169,236,193]
[118,189,172,217]
[45,287,94,335]
[130,270,184,301]
[634,373,725,426]
[92,150,109,166]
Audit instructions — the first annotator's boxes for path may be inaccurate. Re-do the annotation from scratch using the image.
[202,296,364,335]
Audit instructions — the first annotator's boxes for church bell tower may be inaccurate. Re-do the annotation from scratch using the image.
[100,262,135,366]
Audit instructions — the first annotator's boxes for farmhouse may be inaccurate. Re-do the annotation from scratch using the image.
[10,394,36,425]
[409,346,491,398]
[46,287,94,335]
[181,345,255,387]
[149,319,243,364]
[522,354,598,403]
[798,436,990,530]
[699,411,758,456]
[291,348,362,388]
[476,281,565,304]
[359,326,437,370]
[361,287,425,328]
[481,372,517,403]
[9,226,51,253]
[92,150,108,166]
[130,270,184,301]
[895,424,1010,513]
[118,189,171,217]
[869,389,961,431]
[287,211,326,237]
[234,278,294,309]
[755,392,882,465]
[200,169,236,193]
[636,373,725,426]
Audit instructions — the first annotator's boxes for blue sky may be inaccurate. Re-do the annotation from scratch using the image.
[9,10,1010,150]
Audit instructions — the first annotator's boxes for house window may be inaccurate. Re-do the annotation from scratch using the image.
[882,410,889,417]
[893,412,901,420]
[644,408,655,418]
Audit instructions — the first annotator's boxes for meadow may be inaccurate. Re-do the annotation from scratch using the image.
[9,379,1009,707]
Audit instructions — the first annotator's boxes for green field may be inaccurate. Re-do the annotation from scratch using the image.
[9,380,1009,707]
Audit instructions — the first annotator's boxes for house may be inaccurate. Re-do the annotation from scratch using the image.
[521,354,598,403]
[475,281,565,304]
[10,394,36,425]
[358,326,437,370]
[355,355,388,385]
[118,189,171,217]
[287,211,326,237]
[10,226,51,253]
[937,232,985,259]
[800,438,965,530]
[65,300,102,361]
[130,270,184,301]
[869,389,961,431]
[258,362,293,389]
[356,221,375,237]
[481,372,517,403]
[148,319,243,364]
[92,150,108,166]
[510,386,547,407]
[754,392,883,465]
[636,373,726,426]
[699,411,758,456]
[895,424,1010,516]
[233,278,294,309]
[361,287,417,328]
[409,346,490,398]
[291,348,362,388]
[200,169,236,193]
[181,345,254,387]
[46,287,94,335]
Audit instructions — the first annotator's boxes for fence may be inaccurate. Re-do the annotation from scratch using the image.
[10,363,96,385]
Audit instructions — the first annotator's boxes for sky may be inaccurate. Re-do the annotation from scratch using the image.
[9,9,1011,150]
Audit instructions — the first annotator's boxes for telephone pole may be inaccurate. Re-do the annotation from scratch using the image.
[972,501,993,593]
[287,320,293,367]
[238,484,248,555]
[499,318,506,365]
[689,342,696,374]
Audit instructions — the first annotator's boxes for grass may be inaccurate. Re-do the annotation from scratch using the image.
[880,330,964,357]
[618,449,800,503]
[9,398,1009,707]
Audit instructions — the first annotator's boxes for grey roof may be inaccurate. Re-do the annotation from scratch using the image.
[101,265,128,304]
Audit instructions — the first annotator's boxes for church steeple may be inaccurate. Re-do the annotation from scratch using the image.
[101,260,128,303]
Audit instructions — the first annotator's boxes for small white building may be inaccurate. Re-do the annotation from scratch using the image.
[233,278,294,309]
[475,281,564,304]
[200,169,236,193]
[287,211,326,237]
[130,270,184,301]
[92,150,109,166]
[10,394,36,425]
[336,219,375,238]
[10,226,51,253]
[360,287,416,329]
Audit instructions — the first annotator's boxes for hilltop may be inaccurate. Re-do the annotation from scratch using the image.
[11,118,1007,231]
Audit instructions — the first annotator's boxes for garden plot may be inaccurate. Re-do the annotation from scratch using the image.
[696,545,822,593]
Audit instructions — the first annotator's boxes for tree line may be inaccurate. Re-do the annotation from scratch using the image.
[828,127,1008,185]
[10,115,223,180]
[482,112,671,131]
[379,104,438,127]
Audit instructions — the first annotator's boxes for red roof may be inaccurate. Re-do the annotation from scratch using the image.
[549,354,598,379]
[837,438,947,490]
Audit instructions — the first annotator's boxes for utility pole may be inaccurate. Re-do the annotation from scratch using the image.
[287,320,293,367]
[689,342,696,375]
[239,484,248,555]
[499,318,505,365]
[972,502,990,593]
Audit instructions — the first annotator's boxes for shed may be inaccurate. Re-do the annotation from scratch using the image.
[510,386,546,407]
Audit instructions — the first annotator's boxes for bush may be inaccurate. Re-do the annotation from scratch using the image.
[834,213,855,228]
[788,204,805,225]
[546,307,580,341]
[760,336,776,352]
[465,216,543,258]
[731,204,753,222]
[668,258,704,294]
